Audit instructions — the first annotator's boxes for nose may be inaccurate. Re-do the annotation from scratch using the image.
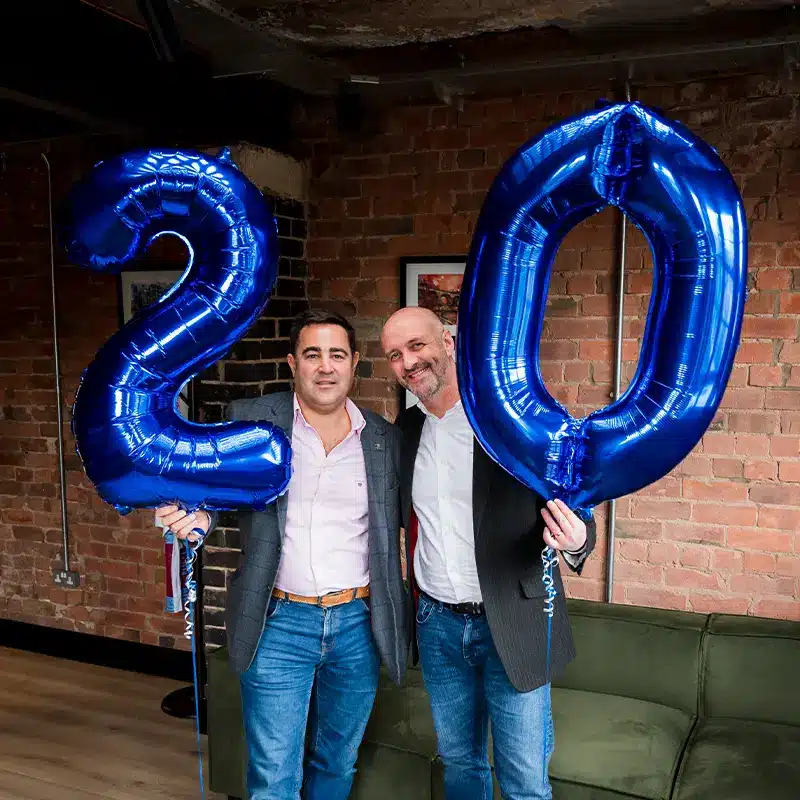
[318,354,335,373]
[402,351,419,372]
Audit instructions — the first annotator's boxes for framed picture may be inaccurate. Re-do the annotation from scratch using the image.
[118,268,185,325]
[400,257,466,408]
[118,267,191,419]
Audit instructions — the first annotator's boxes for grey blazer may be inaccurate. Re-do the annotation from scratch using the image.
[209,391,409,684]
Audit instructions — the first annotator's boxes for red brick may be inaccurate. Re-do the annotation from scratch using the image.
[776,555,800,578]
[692,503,757,526]
[758,506,800,530]
[727,410,781,434]
[665,566,723,591]
[749,366,784,386]
[744,459,778,480]
[736,342,774,363]
[734,434,770,456]
[711,549,744,572]
[749,483,800,505]
[666,523,725,546]
[727,527,793,552]
[752,599,800,622]
[765,389,800,410]
[688,595,752,615]
[615,520,663,540]
[647,542,680,565]
[683,479,747,503]
[743,552,777,573]
[778,461,800,482]
[624,586,688,611]
[754,269,791,290]
[741,317,797,339]
[711,458,743,478]
[779,294,800,314]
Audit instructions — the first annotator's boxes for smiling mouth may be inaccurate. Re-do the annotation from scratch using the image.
[406,367,429,382]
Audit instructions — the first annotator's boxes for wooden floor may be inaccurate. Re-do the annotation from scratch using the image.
[0,647,225,800]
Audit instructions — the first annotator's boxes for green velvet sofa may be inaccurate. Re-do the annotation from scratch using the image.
[207,599,800,799]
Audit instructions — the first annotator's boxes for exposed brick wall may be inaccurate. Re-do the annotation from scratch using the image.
[0,141,188,647]
[0,141,308,649]
[294,69,800,621]
[198,196,309,649]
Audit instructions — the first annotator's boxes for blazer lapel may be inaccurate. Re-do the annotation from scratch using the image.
[272,397,294,539]
[400,407,424,528]
[361,417,386,502]
[472,440,493,544]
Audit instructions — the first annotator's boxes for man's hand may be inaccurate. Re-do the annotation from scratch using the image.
[155,504,210,542]
[541,499,587,554]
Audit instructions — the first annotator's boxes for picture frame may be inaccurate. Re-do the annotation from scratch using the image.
[117,266,191,419]
[400,256,466,409]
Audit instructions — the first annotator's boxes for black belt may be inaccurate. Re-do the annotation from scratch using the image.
[421,590,485,616]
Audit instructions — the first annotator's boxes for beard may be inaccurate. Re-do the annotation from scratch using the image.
[403,358,447,402]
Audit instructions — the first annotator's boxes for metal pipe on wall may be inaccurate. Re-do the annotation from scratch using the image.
[605,77,633,603]
[42,153,78,587]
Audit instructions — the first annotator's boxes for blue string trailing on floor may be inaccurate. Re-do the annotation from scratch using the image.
[541,544,558,789]
[182,533,207,800]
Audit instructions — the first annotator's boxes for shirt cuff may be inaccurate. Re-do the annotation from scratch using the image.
[561,541,587,567]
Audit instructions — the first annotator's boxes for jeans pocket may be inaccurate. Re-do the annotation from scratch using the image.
[265,596,282,621]
[415,596,434,625]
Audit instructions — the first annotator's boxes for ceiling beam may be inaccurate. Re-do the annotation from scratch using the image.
[0,86,137,134]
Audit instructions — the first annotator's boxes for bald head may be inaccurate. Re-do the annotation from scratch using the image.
[381,306,444,349]
[381,306,458,410]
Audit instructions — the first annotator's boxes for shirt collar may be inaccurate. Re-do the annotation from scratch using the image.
[293,392,366,435]
[417,398,464,422]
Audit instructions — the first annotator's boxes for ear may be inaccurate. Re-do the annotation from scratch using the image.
[287,353,297,376]
[352,350,360,373]
[442,329,455,358]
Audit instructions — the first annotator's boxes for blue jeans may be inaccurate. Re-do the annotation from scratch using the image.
[240,595,380,800]
[416,592,554,800]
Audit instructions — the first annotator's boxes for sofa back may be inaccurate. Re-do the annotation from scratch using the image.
[701,613,800,727]
[557,599,707,716]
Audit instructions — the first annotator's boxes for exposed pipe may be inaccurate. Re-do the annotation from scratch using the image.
[605,76,633,603]
[41,153,71,574]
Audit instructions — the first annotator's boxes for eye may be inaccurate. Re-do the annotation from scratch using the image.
[411,342,424,351]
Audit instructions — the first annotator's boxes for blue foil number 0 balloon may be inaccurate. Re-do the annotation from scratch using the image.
[457,101,747,515]
[61,148,292,514]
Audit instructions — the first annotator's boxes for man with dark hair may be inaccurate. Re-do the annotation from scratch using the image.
[157,309,409,800]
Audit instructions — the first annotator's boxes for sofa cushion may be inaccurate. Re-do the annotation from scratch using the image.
[702,614,800,727]
[559,600,707,716]
[551,687,694,800]
[206,647,247,798]
[362,666,439,758]
[672,719,800,800]
[352,744,434,799]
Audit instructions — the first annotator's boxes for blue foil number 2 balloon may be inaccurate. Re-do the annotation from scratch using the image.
[61,148,292,514]
[457,102,747,515]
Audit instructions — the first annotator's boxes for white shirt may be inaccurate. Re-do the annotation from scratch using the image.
[411,399,586,605]
[412,400,483,603]
[273,395,370,596]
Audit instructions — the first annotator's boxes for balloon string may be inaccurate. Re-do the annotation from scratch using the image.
[181,533,207,800]
[541,544,558,789]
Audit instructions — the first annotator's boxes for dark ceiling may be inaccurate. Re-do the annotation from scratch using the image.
[0,0,798,147]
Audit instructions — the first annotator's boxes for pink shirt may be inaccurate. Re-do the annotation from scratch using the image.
[273,394,370,596]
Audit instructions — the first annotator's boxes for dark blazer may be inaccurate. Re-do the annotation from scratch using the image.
[396,404,596,693]
[209,391,410,684]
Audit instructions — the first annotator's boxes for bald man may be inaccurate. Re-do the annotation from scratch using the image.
[381,307,596,800]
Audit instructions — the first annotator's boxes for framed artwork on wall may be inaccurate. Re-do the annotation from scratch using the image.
[118,267,191,419]
[400,256,466,409]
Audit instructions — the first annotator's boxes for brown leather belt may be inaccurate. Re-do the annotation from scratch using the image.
[271,585,369,607]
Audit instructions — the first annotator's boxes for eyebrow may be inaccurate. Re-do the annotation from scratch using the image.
[301,346,349,355]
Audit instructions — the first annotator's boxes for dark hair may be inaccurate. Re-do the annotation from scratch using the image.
[289,308,357,356]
